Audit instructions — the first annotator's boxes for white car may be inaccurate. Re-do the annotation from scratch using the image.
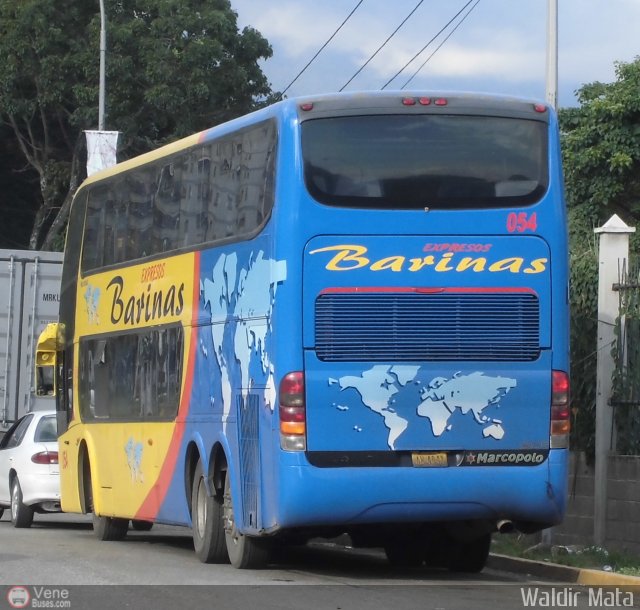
[0,410,60,527]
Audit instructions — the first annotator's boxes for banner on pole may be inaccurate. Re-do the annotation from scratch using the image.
[85,130,119,176]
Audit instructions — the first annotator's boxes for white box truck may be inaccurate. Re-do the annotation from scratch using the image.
[0,249,63,432]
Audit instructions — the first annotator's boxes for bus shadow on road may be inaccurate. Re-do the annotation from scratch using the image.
[269,542,494,581]
[123,529,505,581]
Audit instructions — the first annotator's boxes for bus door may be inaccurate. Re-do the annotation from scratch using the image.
[302,235,552,462]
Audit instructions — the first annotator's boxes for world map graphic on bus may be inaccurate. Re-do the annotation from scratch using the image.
[336,367,517,449]
[201,249,287,422]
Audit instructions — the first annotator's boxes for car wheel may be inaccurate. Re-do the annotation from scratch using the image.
[0,508,4,519]
[11,477,34,528]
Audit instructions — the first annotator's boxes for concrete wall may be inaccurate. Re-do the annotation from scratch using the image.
[553,451,640,555]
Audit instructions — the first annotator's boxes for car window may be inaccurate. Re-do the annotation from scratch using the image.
[34,416,57,442]
[2,414,34,449]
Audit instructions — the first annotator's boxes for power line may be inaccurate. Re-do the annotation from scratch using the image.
[339,0,426,92]
[381,0,476,90]
[280,0,365,98]
[401,0,481,89]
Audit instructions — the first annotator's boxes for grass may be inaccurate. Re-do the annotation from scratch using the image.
[491,532,640,577]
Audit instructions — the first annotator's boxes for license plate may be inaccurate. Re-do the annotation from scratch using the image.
[411,452,448,467]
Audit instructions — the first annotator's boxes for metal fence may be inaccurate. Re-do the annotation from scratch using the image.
[611,257,640,455]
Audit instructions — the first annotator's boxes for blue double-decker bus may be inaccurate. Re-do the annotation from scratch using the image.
[41,91,569,572]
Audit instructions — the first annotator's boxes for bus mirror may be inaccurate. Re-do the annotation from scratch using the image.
[35,323,64,397]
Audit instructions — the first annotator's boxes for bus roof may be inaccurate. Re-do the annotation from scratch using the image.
[78,90,550,189]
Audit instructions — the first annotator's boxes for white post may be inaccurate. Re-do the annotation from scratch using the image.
[545,0,558,109]
[593,215,635,546]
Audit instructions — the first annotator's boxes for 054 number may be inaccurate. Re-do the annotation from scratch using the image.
[506,212,537,233]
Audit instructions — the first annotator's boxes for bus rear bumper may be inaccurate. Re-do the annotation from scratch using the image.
[272,448,568,532]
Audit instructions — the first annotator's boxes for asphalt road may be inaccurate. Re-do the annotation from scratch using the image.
[0,512,617,610]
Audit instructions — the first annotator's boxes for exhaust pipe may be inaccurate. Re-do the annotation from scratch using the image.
[496,519,515,534]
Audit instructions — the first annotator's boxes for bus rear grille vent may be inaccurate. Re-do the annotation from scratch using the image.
[315,291,540,362]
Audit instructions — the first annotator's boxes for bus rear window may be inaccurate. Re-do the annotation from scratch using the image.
[302,114,548,209]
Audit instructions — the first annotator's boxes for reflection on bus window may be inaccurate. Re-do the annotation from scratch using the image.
[79,327,182,421]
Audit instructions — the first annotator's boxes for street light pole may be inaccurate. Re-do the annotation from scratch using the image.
[545,0,558,109]
[86,0,118,176]
[98,0,106,130]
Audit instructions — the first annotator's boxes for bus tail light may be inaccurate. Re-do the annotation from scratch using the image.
[279,372,306,451]
[31,450,58,465]
[550,370,570,448]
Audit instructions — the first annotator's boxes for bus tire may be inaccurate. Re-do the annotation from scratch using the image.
[223,473,269,569]
[383,533,424,567]
[131,520,154,531]
[11,477,34,528]
[191,459,227,563]
[447,532,491,573]
[85,463,129,541]
[92,513,129,541]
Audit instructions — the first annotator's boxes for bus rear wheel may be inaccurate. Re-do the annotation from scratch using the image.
[383,530,425,567]
[191,459,227,563]
[223,474,269,569]
[447,532,491,573]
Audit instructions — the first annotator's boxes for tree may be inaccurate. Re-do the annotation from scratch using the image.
[559,57,640,456]
[0,0,276,250]
[560,57,640,230]
[0,123,41,249]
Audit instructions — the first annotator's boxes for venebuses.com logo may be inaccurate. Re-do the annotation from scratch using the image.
[6,587,30,609]
[6,586,71,609]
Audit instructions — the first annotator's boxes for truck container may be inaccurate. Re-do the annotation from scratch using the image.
[0,249,63,431]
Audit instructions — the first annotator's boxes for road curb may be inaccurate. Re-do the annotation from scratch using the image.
[488,553,640,588]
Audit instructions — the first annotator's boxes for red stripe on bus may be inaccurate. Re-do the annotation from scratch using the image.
[135,252,201,519]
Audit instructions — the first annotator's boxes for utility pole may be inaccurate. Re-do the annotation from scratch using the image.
[545,0,558,109]
[539,0,558,551]
[98,0,106,130]
[86,0,119,176]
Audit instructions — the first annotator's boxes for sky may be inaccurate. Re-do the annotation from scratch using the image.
[232,0,639,108]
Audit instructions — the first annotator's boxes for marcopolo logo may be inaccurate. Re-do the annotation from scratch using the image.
[464,450,548,466]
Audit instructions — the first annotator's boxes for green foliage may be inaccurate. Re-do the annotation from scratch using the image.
[567,224,598,456]
[493,533,640,573]
[0,0,276,248]
[71,0,277,155]
[560,56,640,455]
[560,57,640,222]
[610,258,640,454]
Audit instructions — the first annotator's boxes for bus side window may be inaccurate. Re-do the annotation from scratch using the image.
[155,327,182,419]
[93,340,110,418]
